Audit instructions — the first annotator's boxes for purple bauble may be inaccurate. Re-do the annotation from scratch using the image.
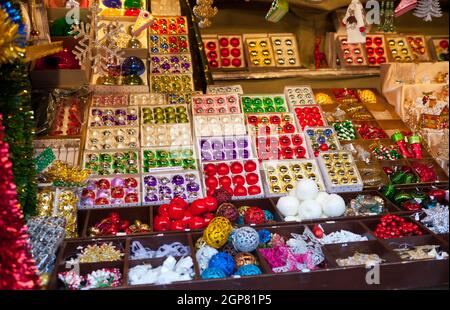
[201,151,213,161]
[102,0,122,8]
[92,109,103,116]
[85,180,97,191]
[238,149,250,159]
[159,185,172,195]
[144,175,157,186]
[225,149,237,159]
[212,150,225,160]
[201,140,211,150]
[172,175,185,186]
[211,140,223,150]
[145,194,158,202]
[175,193,187,200]
[237,138,248,148]
[115,109,126,115]
[111,177,125,188]
[97,189,110,199]
[81,197,94,207]
[127,114,138,121]
[151,56,160,63]
[223,139,236,150]
[187,182,200,192]
[121,56,145,76]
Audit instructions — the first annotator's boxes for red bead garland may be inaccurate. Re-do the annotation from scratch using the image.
[373,215,423,239]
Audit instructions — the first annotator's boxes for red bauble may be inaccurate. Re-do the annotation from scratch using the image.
[234,186,247,196]
[244,207,266,225]
[154,215,171,231]
[231,48,241,57]
[167,203,185,220]
[204,213,214,225]
[219,38,229,47]
[221,58,231,67]
[230,37,240,47]
[232,175,246,186]
[181,210,193,225]
[171,197,189,210]
[244,160,257,172]
[82,189,95,199]
[124,8,140,16]
[246,173,259,185]
[97,179,110,189]
[204,163,217,176]
[209,60,219,68]
[231,58,242,67]
[189,216,206,229]
[217,163,230,175]
[204,196,219,212]
[248,185,261,195]
[220,48,230,57]
[230,161,243,174]
[158,204,170,216]
[292,134,303,146]
[95,197,109,205]
[170,220,186,231]
[279,135,290,147]
[219,175,232,188]
[190,199,208,216]
[295,146,306,158]
[111,186,124,198]
[124,177,138,188]
[319,144,329,151]
[205,176,219,189]
[313,224,324,238]
[125,193,139,203]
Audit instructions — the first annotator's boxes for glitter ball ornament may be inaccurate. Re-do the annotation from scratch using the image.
[243,207,266,225]
[232,226,259,252]
[201,267,227,279]
[203,216,233,249]
[208,252,235,276]
[322,194,346,217]
[234,252,257,269]
[234,264,262,276]
[216,203,239,222]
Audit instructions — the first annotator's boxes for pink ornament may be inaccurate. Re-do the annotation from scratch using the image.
[395,0,417,17]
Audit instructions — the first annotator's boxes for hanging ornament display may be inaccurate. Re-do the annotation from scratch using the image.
[342,0,367,44]
[0,0,26,65]
[378,1,395,33]
[394,0,417,17]
[193,0,218,28]
[265,0,289,23]
[413,0,443,22]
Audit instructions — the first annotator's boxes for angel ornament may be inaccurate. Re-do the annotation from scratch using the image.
[342,0,367,44]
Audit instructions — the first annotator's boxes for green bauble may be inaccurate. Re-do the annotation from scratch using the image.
[122,75,143,85]
[124,0,142,9]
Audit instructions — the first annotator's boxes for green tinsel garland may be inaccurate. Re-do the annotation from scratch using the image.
[0,60,38,217]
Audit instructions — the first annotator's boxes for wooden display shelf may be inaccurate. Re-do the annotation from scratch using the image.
[211,68,381,81]
[49,214,449,290]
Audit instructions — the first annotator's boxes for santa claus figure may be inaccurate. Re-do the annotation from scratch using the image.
[342,0,367,44]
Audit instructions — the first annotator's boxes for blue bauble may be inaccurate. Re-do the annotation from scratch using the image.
[234,264,262,276]
[102,0,122,8]
[324,128,333,137]
[306,129,315,137]
[208,252,235,276]
[263,210,274,221]
[317,135,326,144]
[121,56,145,76]
[201,267,227,279]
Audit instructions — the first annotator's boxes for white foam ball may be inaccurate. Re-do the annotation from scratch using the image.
[315,192,330,207]
[322,194,346,217]
[284,216,299,222]
[295,179,319,201]
[298,199,322,220]
[276,196,300,217]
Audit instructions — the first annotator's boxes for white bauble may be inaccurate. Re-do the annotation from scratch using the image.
[276,196,300,217]
[315,191,330,207]
[322,194,346,217]
[298,199,322,220]
[284,215,299,222]
[295,179,319,201]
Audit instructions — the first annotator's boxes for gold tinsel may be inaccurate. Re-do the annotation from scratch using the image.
[45,160,90,184]
[315,93,334,105]
[0,9,25,65]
